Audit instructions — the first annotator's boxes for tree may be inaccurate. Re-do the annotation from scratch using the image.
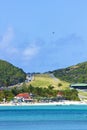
[3,90,14,101]
[48,85,54,90]
[58,83,62,88]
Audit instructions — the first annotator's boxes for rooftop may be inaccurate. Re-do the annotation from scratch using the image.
[16,93,30,99]
[71,84,87,86]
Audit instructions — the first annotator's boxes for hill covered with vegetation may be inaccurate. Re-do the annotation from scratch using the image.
[27,74,69,90]
[0,60,26,87]
[52,62,87,83]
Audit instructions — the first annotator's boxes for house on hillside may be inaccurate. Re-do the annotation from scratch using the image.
[25,73,34,83]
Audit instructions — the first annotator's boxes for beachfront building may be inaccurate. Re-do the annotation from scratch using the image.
[57,91,63,97]
[14,93,33,103]
[56,91,65,101]
[70,83,87,90]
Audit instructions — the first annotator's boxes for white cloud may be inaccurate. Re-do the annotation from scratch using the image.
[0,27,40,66]
[23,44,40,60]
[1,28,86,72]
[0,27,18,57]
[0,27,14,48]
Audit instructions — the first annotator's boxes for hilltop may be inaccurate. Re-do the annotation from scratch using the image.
[52,61,87,83]
[0,60,26,87]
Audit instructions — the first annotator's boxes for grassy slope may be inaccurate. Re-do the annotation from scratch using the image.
[27,74,70,90]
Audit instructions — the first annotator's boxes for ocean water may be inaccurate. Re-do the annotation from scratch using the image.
[0,105,87,130]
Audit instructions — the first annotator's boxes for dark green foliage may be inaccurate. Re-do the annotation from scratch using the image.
[63,89,80,101]
[11,87,20,95]
[0,85,79,102]
[0,91,5,101]
[0,60,26,87]
[48,85,54,90]
[11,84,79,101]
[58,83,62,87]
[0,90,14,102]
[3,90,14,101]
[53,61,87,83]
[11,84,58,98]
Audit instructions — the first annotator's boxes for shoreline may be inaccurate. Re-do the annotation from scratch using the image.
[0,101,87,106]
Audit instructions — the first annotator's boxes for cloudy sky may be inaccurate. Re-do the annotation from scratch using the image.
[0,0,87,72]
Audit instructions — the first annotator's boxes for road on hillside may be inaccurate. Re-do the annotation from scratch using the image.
[78,94,87,101]
[49,73,60,82]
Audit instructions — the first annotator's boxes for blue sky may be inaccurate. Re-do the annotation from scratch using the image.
[0,0,87,72]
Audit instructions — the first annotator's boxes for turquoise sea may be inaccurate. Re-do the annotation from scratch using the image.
[0,105,87,130]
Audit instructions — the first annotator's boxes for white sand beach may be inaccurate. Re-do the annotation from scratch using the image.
[0,100,87,106]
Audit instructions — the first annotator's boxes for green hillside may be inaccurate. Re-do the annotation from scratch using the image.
[0,60,26,87]
[27,74,69,90]
[53,61,87,83]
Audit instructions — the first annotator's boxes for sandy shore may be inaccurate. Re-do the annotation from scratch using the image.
[0,101,87,106]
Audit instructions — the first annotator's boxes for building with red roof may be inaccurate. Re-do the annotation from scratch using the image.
[16,93,30,99]
[57,91,63,97]
[15,93,33,103]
